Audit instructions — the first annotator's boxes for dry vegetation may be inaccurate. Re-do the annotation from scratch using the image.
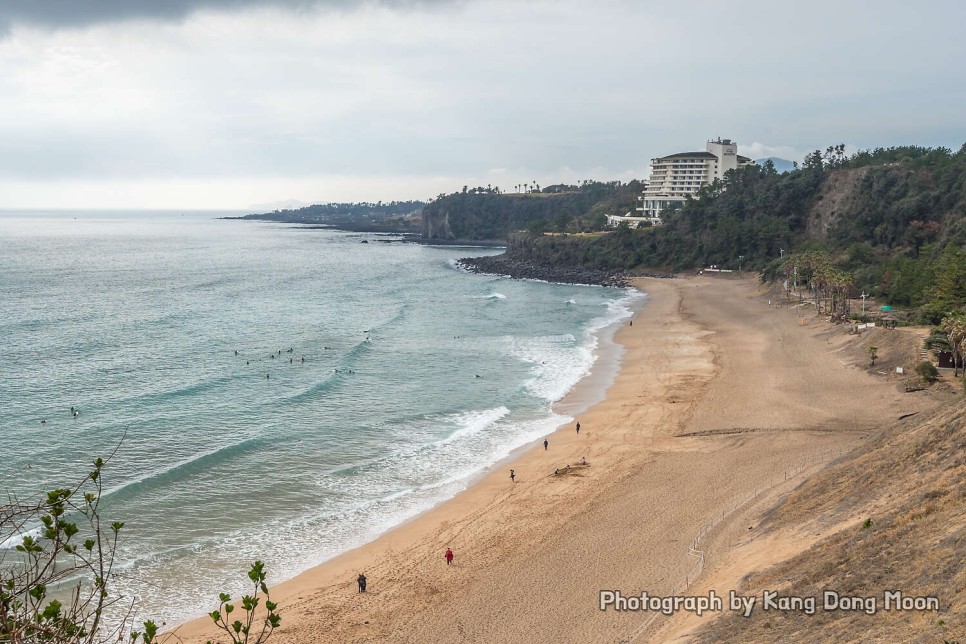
[693,394,966,643]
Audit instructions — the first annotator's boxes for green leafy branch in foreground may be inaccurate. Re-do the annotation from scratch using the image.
[130,561,280,644]
[201,562,280,644]
[1,453,280,644]
[0,457,128,644]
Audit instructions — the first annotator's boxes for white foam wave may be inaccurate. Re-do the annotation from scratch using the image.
[0,526,42,550]
[122,405,578,630]
[585,288,647,336]
[244,411,567,581]
[508,288,647,403]
[109,286,651,630]
[438,406,510,445]
[505,334,589,402]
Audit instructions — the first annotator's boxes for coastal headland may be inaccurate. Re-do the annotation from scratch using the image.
[173,275,938,643]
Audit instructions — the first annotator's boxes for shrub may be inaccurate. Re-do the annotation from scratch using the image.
[915,360,940,382]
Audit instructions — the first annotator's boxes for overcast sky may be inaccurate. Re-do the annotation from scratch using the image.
[1,0,963,210]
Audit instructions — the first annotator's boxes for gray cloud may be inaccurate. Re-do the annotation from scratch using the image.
[1,0,964,209]
[0,0,449,33]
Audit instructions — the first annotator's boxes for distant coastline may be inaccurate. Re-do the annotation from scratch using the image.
[224,215,508,247]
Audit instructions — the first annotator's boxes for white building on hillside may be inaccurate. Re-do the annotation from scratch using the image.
[604,211,654,228]
[634,138,755,222]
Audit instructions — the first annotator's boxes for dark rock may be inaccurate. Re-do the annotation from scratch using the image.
[457,254,630,288]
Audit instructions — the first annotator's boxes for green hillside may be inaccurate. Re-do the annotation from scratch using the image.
[490,145,966,321]
[420,181,643,240]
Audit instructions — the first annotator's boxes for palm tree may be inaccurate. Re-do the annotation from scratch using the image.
[940,312,966,377]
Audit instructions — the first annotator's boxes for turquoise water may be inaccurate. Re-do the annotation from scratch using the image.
[0,211,641,625]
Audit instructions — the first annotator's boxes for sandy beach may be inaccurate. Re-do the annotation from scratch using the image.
[174,275,929,644]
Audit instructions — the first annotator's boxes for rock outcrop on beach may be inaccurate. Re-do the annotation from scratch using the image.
[457,254,630,287]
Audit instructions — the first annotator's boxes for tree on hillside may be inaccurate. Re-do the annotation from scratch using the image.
[941,312,966,377]
[924,247,966,323]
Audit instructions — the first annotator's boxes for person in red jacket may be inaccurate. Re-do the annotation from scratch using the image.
[445,548,454,565]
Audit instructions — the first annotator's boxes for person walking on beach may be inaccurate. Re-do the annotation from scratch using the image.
[357,573,367,593]
[510,469,515,482]
[576,421,580,434]
[445,548,454,565]
[543,439,549,450]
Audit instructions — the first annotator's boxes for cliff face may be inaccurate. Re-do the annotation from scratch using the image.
[804,166,872,242]
[422,209,454,240]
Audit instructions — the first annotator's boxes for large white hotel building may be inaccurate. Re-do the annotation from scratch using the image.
[608,138,754,228]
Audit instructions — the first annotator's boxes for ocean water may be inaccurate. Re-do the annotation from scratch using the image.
[0,211,643,626]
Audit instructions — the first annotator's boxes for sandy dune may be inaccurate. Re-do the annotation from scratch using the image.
[173,275,930,644]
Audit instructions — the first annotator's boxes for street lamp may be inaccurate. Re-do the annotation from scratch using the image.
[860,291,868,318]
[738,255,744,272]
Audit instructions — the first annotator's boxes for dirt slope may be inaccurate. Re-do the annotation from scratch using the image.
[688,396,966,643]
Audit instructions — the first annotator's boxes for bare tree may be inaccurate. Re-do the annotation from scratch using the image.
[1,455,280,644]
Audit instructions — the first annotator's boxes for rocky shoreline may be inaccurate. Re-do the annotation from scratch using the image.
[458,253,630,287]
